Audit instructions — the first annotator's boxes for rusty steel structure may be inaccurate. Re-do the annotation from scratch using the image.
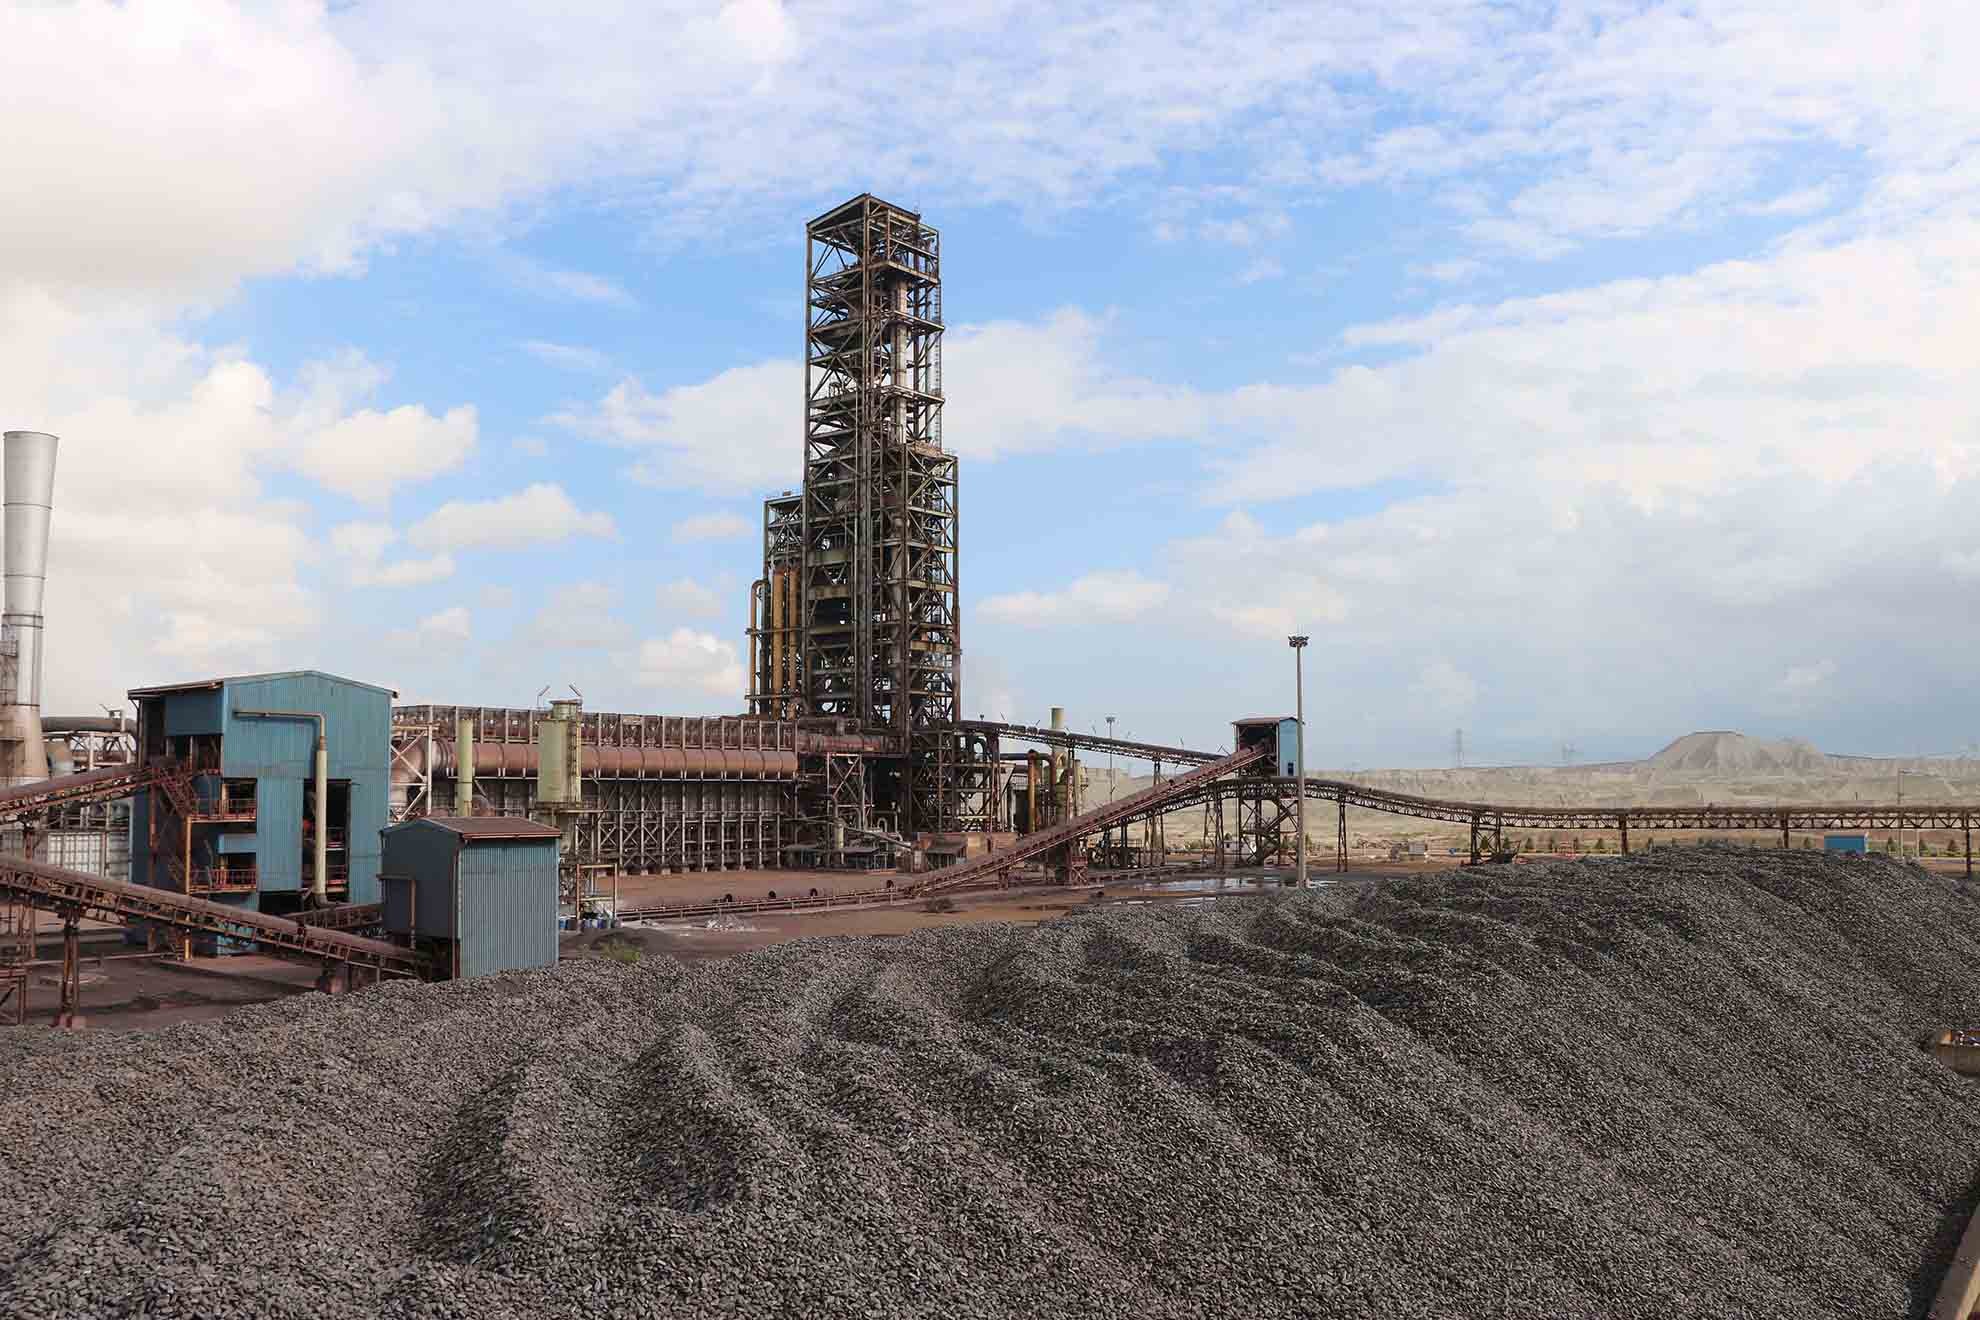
[391,706,805,874]
[745,194,989,855]
[0,852,429,1023]
[973,722,1980,875]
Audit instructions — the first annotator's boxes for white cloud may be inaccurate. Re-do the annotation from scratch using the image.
[1742,181,1842,219]
[1411,259,1484,284]
[657,577,723,618]
[385,606,471,653]
[419,606,472,642]
[479,584,518,610]
[328,520,456,588]
[1199,216,1980,508]
[521,582,630,649]
[0,291,497,701]
[1412,659,1480,713]
[1236,258,1285,285]
[407,483,616,552]
[1201,212,1291,247]
[636,628,746,700]
[0,1,545,301]
[553,363,792,494]
[672,511,752,542]
[511,437,549,457]
[1780,660,1838,693]
[494,254,636,308]
[521,340,613,374]
[286,351,477,504]
[980,571,1171,628]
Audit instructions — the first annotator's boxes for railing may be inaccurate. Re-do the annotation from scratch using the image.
[186,866,258,895]
[188,784,256,822]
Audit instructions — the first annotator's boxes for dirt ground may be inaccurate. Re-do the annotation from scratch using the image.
[4,940,319,1031]
[566,870,1334,965]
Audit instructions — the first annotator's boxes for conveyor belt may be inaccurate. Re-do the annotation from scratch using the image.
[0,856,426,976]
[0,762,188,822]
[920,744,1269,893]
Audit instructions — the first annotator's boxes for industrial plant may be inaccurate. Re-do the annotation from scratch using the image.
[3,193,1979,1030]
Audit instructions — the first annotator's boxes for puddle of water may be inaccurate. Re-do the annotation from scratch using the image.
[630,917,761,936]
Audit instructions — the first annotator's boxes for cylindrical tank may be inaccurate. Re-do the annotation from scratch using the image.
[536,698,583,808]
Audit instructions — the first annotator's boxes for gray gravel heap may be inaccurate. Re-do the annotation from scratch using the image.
[4,846,1980,1320]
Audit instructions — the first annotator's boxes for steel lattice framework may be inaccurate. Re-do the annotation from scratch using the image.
[775,194,984,838]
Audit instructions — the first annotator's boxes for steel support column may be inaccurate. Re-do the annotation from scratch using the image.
[54,910,81,1029]
[1337,796,1347,872]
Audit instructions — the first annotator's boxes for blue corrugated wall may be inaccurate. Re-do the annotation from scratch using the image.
[221,673,391,905]
[459,837,559,978]
[380,821,460,936]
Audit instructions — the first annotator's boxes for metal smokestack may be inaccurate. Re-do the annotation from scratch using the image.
[1,431,56,786]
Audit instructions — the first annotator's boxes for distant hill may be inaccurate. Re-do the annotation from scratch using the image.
[1641,730,1829,775]
[1090,728,1980,841]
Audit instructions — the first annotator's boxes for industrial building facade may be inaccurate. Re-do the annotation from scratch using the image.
[390,705,802,875]
[129,671,393,916]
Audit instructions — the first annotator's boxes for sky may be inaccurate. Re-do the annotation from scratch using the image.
[4,0,1979,768]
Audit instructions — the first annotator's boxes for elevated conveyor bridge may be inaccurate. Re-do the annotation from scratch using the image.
[0,856,428,1025]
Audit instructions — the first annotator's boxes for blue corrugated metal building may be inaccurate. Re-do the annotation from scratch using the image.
[380,817,561,978]
[1823,832,1870,855]
[127,671,396,942]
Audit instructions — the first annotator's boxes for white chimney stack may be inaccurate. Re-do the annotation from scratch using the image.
[1,430,57,786]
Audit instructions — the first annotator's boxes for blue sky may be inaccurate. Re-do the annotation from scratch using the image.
[7,1,1980,767]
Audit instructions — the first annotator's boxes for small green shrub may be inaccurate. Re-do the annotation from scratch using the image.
[598,937,641,966]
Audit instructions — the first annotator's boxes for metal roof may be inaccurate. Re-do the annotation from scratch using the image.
[127,669,398,699]
[1233,715,1297,726]
[386,816,562,842]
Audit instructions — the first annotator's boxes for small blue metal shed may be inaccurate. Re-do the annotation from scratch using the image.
[1233,716,1302,778]
[1823,833,1870,855]
[379,816,561,979]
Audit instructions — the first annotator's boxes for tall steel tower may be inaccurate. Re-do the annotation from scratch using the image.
[799,194,955,739]
[751,194,989,840]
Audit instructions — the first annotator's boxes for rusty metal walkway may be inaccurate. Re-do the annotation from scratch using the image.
[0,762,190,823]
[0,858,420,972]
[978,721,1980,869]
[919,744,1270,893]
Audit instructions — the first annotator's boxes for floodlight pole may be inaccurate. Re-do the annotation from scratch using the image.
[1289,636,1309,888]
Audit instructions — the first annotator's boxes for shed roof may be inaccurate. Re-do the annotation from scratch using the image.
[389,815,563,841]
[1233,715,1297,726]
[128,669,398,699]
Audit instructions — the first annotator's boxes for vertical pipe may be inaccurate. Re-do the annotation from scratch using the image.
[313,732,328,903]
[1294,654,1307,888]
[454,714,475,817]
[747,579,761,706]
[1026,751,1038,834]
[1048,707,1065,826]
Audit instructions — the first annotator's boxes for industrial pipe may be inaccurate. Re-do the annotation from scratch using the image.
[234,708,327,904]
[454,713,474,817]
[40,715,130,735]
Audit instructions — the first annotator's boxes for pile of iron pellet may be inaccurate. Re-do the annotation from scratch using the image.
[3,846,1978,1319]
